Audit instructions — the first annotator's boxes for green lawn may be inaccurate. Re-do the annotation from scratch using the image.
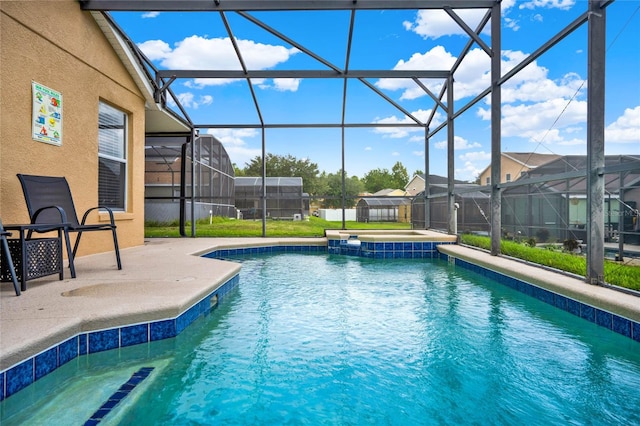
[145,216,411,238]
[459,234,640,292]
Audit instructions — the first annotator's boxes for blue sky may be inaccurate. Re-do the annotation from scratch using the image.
[112,0,640,182]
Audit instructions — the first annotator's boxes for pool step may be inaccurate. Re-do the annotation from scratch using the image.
[84,367,154,425]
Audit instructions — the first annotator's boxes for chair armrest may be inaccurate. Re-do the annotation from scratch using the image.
[81,206,116,225]
[32,205,69,225]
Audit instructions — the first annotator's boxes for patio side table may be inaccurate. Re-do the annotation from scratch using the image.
[0,224,65,292]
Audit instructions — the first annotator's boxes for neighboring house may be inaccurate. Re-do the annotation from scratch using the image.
[372,188,407,197]
[405,174,468,196]
[478,152,560,185]
[1,1,190,257]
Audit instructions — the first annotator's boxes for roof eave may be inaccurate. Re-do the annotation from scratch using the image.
[90,11,192,133]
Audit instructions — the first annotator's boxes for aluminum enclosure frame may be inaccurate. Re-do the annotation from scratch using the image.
[80,0,614,285]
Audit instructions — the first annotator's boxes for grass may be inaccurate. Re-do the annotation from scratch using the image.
[459,234,640,291]
[145,216,411,238]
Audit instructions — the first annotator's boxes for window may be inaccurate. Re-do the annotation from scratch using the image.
[485,177,490,185]
[506,173,511,182]
[98,102,127,210]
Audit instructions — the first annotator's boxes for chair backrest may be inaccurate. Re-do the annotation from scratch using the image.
[0,218,9,236]
[17,174,80,226]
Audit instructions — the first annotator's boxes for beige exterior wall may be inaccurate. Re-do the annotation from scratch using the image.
[479,156,530,185]
[405,175,425,196]
[1,1,146,257]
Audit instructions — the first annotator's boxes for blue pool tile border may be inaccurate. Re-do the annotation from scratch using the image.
[0,273,240,401]
[327,237,454,258]
[444,254,640,344]
[203,244,327,260]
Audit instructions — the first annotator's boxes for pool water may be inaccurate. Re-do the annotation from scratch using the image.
[3,254,640,425]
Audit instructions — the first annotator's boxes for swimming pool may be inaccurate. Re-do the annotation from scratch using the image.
[2,253,640,424]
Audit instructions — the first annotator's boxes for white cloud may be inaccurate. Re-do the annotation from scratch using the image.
[606,106,640,143]
[478,98,587,141]
[455,161,484,182]
[375,46,453,100]
[504,17,520,31]
[403,9,490,40]
[206,128,261,166]
[200,95,213,106]
[454,151,491,181]
[413,150,424,157]
[142,12,160,19]
[184,78,243,88]
[138,36,298,88]
[372,109,443,139]
[137,40,172,61]
[501,0,517,12]
[501,67,585,104]
[459,150,491,162]
[175,92,195,108]
[365,146,372,151]
[454,49,584,104]
[376,47,583,104]
[392,151,400,156]
[519,0,575,11]
[258,78,301,92]
[434,136,482,150]
[556,137,585,146]
[402,1,519,40]
[167,92,214,109]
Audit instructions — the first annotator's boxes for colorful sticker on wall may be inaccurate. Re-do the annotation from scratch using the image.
[32,81,62,146]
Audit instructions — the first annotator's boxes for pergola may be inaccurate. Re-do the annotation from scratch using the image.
[79,0,624,285]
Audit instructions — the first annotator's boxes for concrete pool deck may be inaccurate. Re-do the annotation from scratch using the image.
[1,236,639,374]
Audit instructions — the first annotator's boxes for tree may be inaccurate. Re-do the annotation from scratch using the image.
[241,153,320,195]
[321,170,364,208]
[362,161,409,193]
[362,168,393,193]
[391,161,409,189]
[233,163,245,177]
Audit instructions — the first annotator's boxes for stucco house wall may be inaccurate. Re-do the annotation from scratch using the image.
[1,1,146,257]
[478,156,525,185]
[478,153,561,185]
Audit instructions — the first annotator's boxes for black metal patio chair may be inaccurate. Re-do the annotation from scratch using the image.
[17,174,122,278]
[0,219,21,296]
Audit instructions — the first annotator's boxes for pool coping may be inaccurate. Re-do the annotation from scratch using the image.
[2,236,639,402]
[438,244,640,325]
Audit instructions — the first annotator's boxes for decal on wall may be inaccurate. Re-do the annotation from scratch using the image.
[32,81,62,146]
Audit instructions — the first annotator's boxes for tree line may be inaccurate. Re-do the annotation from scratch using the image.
[234,154,421,207]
